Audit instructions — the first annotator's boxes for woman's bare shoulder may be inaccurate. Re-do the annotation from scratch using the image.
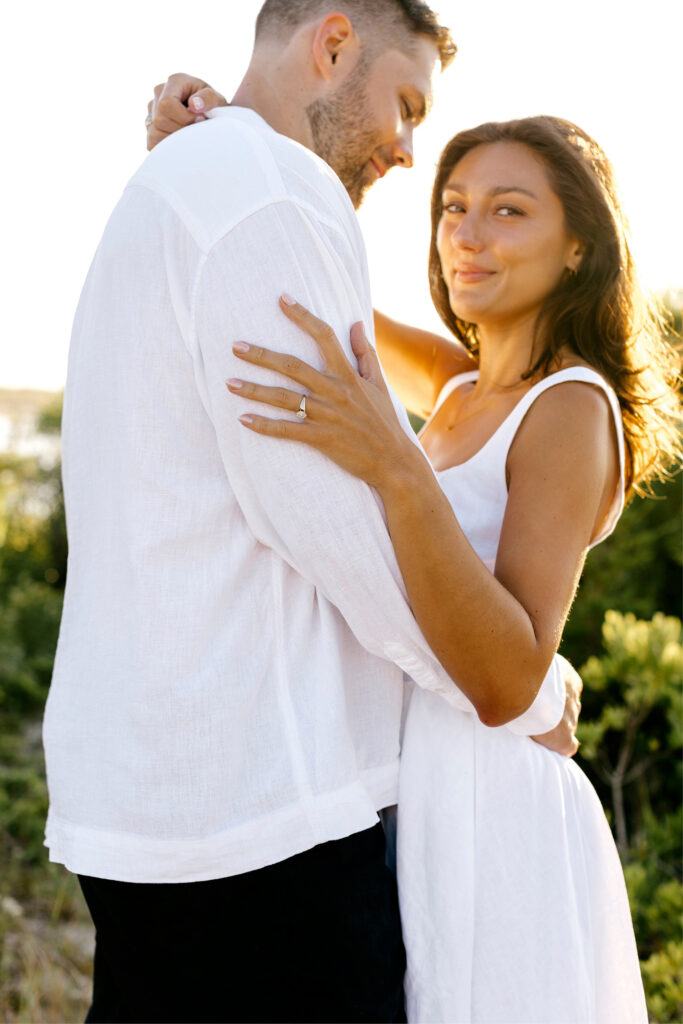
[507,375,620,516]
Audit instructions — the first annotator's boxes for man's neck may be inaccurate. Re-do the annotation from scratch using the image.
[231,62,315,152]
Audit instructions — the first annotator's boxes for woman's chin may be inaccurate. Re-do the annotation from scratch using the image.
[448,295,486,325]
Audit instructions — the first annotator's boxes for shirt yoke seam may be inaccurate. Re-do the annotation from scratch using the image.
[125,180,350,254]
[184,197,351,364]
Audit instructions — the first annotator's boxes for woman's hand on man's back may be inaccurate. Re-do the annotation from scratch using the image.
[146,73,228,151]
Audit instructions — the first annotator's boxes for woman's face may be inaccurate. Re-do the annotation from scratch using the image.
[436,141,582,331]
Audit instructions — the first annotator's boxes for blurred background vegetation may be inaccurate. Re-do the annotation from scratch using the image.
[0,305,681,1021]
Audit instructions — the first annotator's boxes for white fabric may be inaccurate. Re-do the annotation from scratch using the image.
[43,108,563,884]
[399,368,646,1022]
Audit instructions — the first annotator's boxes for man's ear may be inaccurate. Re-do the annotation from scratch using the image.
[311,13,358,81]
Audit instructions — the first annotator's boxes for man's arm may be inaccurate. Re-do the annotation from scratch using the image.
[192,199,465,707]
[190,198,568,736]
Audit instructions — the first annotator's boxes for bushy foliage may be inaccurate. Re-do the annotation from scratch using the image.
[0,581,63,718]
[0,450,65,875]
[577,612,682,848]
[0,451,66,595]
[576,612,683,1022]
[561,476,682,667]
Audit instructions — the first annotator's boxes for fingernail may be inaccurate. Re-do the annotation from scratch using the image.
[227,379,243,390]
[281,293,296,306]
[238,414,253,425]
[189,95,205,112]
[233,342,250,353]
[194,115,206,124]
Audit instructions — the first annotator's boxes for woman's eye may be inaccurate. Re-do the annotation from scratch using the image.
[496,205,524,217]
[442,202,465,214]
[401,100,413,122]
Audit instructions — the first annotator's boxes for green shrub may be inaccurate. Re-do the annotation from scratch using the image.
[576,611,683,1022]
[0,580,63,716]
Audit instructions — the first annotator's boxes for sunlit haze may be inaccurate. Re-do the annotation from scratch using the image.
[4,0,681,390]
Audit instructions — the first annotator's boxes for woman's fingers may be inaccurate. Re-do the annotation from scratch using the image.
[146,74,227,149]
[232,341,330,392]
[237,413,316,443]
[187,85,228,119]
[350,322,381,383]
[279,296,351,376]
[226,378,313,417]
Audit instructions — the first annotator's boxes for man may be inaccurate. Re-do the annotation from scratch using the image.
[44,2,579,1021]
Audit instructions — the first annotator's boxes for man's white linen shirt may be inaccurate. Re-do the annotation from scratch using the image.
[44,108,565,883]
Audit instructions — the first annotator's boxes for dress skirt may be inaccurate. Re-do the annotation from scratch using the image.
[397,686,647,1024]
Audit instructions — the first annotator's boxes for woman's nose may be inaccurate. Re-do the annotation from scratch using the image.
[451,213,485,253]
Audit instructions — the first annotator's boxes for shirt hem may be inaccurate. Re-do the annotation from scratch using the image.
[44,761,399,883]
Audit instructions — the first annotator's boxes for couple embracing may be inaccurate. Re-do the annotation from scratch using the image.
[43,1,679,1021]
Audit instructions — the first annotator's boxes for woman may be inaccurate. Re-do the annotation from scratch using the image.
[225,117,680,1021]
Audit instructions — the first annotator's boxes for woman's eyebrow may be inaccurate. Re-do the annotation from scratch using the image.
[443,183,539,200]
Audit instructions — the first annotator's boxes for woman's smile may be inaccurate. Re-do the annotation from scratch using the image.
[452,264,497,283]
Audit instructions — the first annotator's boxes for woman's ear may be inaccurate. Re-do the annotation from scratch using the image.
[311,13,358,81]
[566,240,585,274]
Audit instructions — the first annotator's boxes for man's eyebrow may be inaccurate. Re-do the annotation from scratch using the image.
[443,183,539,200]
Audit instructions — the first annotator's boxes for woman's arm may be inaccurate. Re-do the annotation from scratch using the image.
[230,300,618,726]
[377,382,618,725]
[373,310,476,419]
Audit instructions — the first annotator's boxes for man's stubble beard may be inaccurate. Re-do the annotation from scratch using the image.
[305,55,383,209]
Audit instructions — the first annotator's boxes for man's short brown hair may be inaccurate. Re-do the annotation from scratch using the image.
[254,0,456,70]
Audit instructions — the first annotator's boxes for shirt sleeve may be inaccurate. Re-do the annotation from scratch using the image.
[189,199,563,733]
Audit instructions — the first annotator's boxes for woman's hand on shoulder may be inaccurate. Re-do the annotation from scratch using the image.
[146,73,228,151]
[227,297,425,493]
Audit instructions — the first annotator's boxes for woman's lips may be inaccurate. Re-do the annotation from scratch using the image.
[453,266,495,283]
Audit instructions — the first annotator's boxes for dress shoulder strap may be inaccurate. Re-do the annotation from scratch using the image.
[496,366,626,547]
[432,370,479,417]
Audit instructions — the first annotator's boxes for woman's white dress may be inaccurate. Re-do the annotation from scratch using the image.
[398,367,647,1023]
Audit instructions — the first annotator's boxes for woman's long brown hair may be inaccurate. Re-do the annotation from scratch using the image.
[428,115,681,497]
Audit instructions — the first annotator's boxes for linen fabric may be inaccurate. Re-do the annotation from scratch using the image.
[398,367,647,1023]
[43,107,565,884]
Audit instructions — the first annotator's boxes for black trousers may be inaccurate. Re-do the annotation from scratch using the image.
[78,822,406,1024]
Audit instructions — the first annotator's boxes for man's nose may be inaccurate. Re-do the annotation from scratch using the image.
[391,128,414,169]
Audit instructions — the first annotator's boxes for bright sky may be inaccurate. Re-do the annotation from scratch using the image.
[4,0,681,391]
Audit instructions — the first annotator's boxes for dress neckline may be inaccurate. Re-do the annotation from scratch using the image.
[433,366,610,476]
